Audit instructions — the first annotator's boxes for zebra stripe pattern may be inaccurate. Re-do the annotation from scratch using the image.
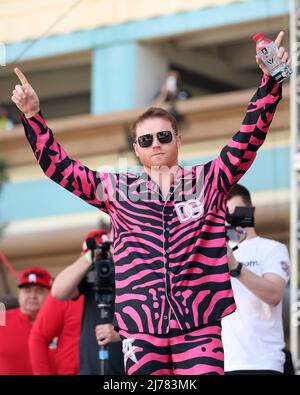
[21,75,282,335]
[119,320,224,375]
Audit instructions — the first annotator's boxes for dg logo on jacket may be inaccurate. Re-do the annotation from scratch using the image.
[175,199,204,223]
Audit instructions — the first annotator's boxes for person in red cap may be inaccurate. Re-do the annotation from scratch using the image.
[0,266,52,374]
[52,229,124,375]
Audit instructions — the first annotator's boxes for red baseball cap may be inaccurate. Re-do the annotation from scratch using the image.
[81,229,110,254]
[18,267,52,289]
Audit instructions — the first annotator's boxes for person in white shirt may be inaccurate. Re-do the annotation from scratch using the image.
[222,184,290,375]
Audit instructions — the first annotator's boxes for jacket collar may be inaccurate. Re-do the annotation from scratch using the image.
[132,165,196,200]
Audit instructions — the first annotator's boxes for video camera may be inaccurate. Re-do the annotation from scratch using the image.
[85,236,115,375]
[86,237,115,325]
[226,206,255,241]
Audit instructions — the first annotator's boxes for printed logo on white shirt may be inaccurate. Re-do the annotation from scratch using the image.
[243,260,259,267]
[280,261,289,276]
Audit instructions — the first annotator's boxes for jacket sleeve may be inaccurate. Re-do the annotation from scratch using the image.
[208,75,282,193]
[21,112,113,213]
[29,294,63,375]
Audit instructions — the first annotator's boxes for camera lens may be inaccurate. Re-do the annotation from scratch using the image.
[100,263,110,276]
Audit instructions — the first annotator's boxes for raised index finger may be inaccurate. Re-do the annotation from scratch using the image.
[14,67,29,86]
[275,31,285,48]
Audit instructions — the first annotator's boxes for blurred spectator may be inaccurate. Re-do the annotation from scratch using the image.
[153,70,191,124]
[0,267,52,374]
[223,184,290,375]
[154,70,191,106]
[52,230,124,375]
[29,293,84,375]
[0,104,15,131]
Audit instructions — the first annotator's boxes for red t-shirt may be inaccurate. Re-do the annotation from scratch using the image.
[0,308,33,374]
[29,294,83,375]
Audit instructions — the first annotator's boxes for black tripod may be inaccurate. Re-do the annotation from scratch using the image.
[87,237,115,375]
[95,291,115,375]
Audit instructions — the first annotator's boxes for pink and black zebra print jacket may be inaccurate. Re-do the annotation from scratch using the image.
[21,75,282,334]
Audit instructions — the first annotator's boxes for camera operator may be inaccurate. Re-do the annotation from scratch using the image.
[51,229,124,375]
[222,184,290,375]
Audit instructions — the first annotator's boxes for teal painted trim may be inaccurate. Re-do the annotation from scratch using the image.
[92,43,136,114]
[6,0,288,63]
[181,145,290,192]
[0,145,290,223]
[0,178,95,222]
[234,145,290,192]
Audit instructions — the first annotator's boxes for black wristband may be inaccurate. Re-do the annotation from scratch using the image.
[230,262,243,278]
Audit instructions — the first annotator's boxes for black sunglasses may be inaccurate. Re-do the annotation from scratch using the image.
[136,130,173,148]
